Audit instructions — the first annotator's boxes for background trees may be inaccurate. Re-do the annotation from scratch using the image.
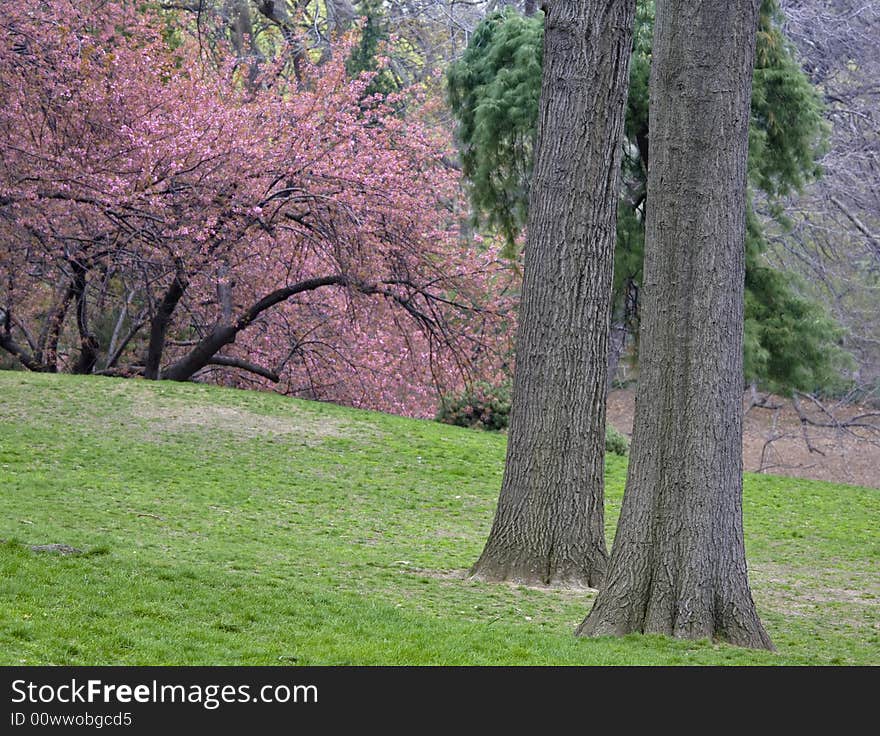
[763,0,880,398]
[1,0,874,425]
[448,0,854,398]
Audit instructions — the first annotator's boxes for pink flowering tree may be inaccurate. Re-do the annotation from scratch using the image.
[0,0,515,417]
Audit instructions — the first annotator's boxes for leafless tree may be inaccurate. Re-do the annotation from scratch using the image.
[761,0,880,394]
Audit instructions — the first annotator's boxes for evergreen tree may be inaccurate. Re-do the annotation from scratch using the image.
[447,0,849,394]
[446,10,542,255]
[346,0,402,98]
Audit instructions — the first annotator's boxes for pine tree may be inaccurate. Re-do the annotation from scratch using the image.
[346,0,402,99]
[446,9,542,255]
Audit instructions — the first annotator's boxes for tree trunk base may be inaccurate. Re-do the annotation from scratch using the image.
[469,550,605,590]
[568,0,773,656]
[576,591,775,650]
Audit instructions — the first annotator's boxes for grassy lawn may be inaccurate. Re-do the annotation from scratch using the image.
[0,372,877,665]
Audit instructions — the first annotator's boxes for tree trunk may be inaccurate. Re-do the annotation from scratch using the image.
[606,278,638,393]
[36,277,75,372]
[161,322,237,381]
[606,319,627,393]
[0,309,45,372]
[470,0,635,588]
[325,0,355,35]
[577,0,773,648]
[71,261,99,374]
[144,265,188,380]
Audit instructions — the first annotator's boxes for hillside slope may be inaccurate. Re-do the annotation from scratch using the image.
[0,372,877,665]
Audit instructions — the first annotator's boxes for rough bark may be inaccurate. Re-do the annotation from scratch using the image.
[470,0,635,588]
[577,0,773,648]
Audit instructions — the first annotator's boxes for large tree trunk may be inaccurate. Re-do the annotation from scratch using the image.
[470,0,635,588]
[577,0,773,648]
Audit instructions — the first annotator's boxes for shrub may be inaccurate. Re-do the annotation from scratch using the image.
[604,424,630,456]
[436,382,630,455]
[436,381,512,432]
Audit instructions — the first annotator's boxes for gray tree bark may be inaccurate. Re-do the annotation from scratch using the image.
[577,0,773,648]
[470,0,635,588]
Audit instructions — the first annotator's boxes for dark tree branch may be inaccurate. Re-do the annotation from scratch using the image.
[70,261,100,374]
[161,275,348,381]
[6,313,38,354]
[36,277,75,371]
[0,308,45,372]
[206,356,280,382]
[105,314,148,370]
[144,259,189,380]
[792,390,880,438]
[830,195,880,258]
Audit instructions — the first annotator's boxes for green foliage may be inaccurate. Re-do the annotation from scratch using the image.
[604,425,630,457]
[1,374,877,664]
[623,0,653,165]
[743,1,841,393]
[744,213,853,394]
[749,0,827,199]
[448,0,849,395]
[346,0,402,98]
[447,9,542,255]
[613,199,645,295]
[436,381,512,432]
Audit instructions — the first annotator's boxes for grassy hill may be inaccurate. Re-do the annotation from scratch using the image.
[0,372,877,665]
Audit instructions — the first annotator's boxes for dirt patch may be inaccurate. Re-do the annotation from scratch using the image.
[129,397,349,444]
[29,544,83,555]
[404,566,598,597]
[749,563,879,628]
[607,388,880,489]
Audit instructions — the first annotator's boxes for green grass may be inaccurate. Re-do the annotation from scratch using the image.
[0,372,877,665]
